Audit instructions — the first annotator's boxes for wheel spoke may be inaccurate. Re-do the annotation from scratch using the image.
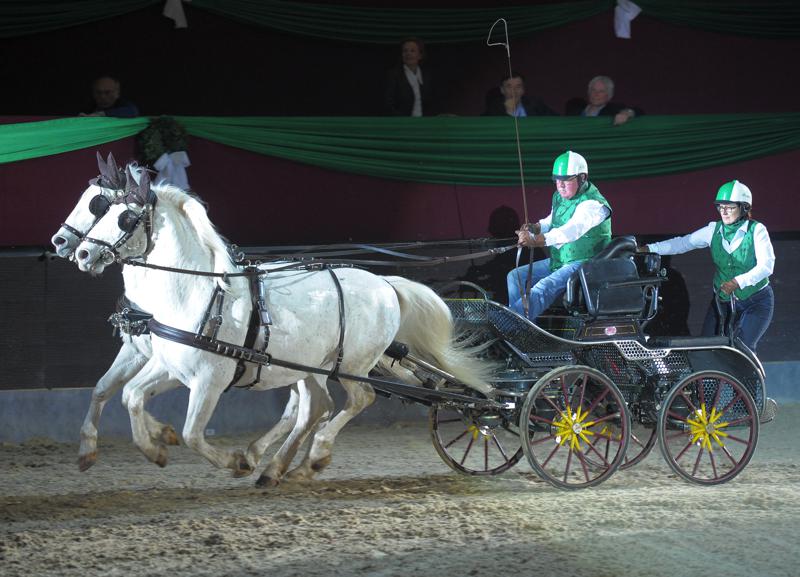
[444,428,470,449]
[430,406,523,476]
[659,371,758,485]
[521,366,629,489]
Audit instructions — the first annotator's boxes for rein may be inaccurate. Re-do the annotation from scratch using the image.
[116,242,517,278]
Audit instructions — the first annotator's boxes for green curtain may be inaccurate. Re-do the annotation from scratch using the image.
[190,0,610,44]
[2,1,799,40]
[0,117,149,163]
[635,0,800,38]
[0,0,158,38]
[3,114,799,185]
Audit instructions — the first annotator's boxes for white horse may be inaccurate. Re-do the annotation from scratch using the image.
[52,157,332,483]
[72,171,494,483]
[52,170,182,471]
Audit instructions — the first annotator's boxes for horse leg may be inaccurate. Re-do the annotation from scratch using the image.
[288,376,375,480]
[244,382,302,477]
[78,340,148,471]
[258,376,333,486]
[121,361,174,467]
[181,379,258,476]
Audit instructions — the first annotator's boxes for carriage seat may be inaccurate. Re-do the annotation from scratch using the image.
[563,236,646,318]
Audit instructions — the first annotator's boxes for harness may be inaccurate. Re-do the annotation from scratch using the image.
[109,295,152,338]
[143,263,349,390]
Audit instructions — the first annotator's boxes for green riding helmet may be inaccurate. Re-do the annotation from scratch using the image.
[552,150,588,180]
[715,180,752,209]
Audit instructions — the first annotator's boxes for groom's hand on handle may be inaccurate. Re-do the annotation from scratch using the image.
[720,279,740,295]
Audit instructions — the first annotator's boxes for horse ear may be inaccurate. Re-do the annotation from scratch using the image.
[106,153,120,182]
[96,151,107,174]
[138,169,152,203]
[124,167,138,201]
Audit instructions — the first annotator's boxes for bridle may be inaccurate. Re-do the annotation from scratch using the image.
[82,195,156,265]
[59,185,122,248]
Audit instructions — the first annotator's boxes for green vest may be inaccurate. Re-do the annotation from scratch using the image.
[711,220,769,301]
[549,182,612,272]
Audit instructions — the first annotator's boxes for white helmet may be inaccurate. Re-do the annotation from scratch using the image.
[552,150,588,180]
[716,180,752,209]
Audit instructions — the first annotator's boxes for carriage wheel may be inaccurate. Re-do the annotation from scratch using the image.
[620,422,657,470]
[593,419,657,471]
[430,404,523,476]
[520,366,629,489]
[658,371,758,485]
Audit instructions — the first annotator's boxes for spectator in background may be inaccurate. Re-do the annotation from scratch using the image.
[483,72,557,117]
[565,75,641,125]
[81,75,139,118]
[384,37,437,116]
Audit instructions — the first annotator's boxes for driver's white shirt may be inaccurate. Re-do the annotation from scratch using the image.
[538,200,610,248]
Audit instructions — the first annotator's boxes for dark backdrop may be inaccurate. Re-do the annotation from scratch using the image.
[1,3,799,117]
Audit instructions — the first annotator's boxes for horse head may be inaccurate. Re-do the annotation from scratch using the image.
[51,152,129,258]
[74,163,155,274]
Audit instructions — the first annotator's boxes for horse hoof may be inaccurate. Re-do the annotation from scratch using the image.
[160,425,180,446]
[155,448,168,468]
[77,452,97,472]
[311,455,332,472]
[231,452,254,478]
[255,474,280,488]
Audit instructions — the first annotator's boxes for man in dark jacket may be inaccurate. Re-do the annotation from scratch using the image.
[82,75,139,118]
[483,72,557,117]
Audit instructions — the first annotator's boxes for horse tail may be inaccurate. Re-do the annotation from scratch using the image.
[380,276,495,395]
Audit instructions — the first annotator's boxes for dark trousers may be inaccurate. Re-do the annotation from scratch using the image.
[701,285,774,352]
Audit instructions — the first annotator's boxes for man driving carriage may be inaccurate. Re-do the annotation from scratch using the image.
[508,150,611,321]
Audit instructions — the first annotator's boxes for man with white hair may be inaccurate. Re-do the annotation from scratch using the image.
[565,75,641,126]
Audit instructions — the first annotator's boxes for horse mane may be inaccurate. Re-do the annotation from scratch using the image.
[149,181,238,287]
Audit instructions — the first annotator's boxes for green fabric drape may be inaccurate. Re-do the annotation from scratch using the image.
[0,0,158,38]
[3,114,799,185]
[0,117,149,164]
[190,0,610,44]
[2,1,800,40]
[635,1,800,38]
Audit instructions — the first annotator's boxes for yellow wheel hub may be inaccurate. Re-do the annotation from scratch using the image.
[686,404,729,451]
[553,406,595,451]
[467,424,490,440]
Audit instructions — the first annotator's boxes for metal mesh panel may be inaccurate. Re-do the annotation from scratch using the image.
[486,302,577,354]
[697,374,753,424]
[576,345,644,387]
[615,340,670,360]
[445,298,488,324]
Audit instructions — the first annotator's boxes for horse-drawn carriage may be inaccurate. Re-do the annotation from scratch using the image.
[428,237,770,488]
[52,156,774,490]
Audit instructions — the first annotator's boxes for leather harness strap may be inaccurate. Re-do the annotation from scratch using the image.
[145,317,498,410]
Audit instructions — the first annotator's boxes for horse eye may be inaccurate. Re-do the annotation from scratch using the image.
[118,210,139,233]
[89,195,111,217]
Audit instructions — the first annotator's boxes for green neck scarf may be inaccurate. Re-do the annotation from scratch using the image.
[720,220,744,242]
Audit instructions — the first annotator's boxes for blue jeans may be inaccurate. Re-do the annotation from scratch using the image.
[701,285,774,352]
[507,259,582,321]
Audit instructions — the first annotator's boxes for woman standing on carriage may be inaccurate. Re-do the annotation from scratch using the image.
[641,180,775,352]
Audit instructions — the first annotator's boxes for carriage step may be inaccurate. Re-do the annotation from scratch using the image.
[759,397,778,424]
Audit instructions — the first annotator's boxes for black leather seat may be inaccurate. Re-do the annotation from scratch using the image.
[563,236,646,318]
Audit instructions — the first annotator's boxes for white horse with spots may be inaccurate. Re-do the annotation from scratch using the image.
[52,155,332,483]
[72,168,493,483]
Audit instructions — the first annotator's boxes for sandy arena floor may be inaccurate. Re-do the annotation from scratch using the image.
[1,404,798,577]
